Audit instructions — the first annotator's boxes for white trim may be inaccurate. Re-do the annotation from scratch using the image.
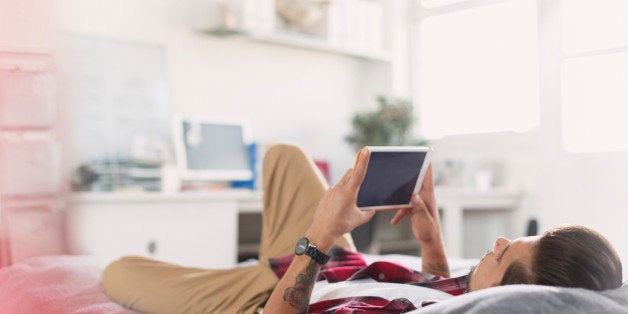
[536,0,564,152]
[562,45,628,60]
[409,16,423,137]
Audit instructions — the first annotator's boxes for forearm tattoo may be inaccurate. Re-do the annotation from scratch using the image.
[424,262,450,277]
[282,259,318,313]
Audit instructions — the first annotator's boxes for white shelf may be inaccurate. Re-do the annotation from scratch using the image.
[250,31,392,62]
[435,187,523,210]
[70,189,263,204]
[201,28,392,62]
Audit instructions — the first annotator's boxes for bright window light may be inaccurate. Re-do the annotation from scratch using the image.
[560,0,628,54]
[562,52,628,153]
[419,0,539,139]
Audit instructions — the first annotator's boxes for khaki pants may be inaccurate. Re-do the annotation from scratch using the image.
[102,144,355,313]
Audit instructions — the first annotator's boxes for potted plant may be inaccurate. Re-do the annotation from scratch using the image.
[345,95,426,152]
[345,95,426,252]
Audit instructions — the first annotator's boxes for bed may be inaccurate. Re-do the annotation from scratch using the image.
[0,255,133,314]
[0,254,626,313]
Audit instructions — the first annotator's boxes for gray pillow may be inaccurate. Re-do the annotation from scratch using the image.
[412,283,628,314]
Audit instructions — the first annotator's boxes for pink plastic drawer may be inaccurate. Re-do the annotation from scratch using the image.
[0,52,56,130]
[2,203,66,264]
[0,138,62,197]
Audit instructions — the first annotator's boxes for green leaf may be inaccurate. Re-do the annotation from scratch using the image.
[345,95,427,151]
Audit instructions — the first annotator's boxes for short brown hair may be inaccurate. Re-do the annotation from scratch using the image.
[500,225,623,291]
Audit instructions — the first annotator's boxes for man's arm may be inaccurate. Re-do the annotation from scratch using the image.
[264,149,375,313]
[264,226,334,313]
[390,165,450,277]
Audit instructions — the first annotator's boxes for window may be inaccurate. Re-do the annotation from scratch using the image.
[560,0,628,55]
[562,53,628,153]
[560,0,628,153]
[417,0,539,138]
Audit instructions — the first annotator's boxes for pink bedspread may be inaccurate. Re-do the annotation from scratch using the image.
[0,255,134,314]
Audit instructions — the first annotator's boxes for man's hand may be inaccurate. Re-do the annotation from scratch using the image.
[306,148,376,251]
[389,165,450,277]
[390,165,441,243]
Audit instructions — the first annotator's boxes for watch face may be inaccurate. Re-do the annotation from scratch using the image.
[295,237,309,255]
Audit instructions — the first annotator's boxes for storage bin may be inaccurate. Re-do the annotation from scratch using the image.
[0,137,62,197]
[1,202,66,264]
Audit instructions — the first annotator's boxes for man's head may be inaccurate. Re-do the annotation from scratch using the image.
[467,224,623,292]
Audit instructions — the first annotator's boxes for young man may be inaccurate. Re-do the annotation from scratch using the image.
[102,144,623,313]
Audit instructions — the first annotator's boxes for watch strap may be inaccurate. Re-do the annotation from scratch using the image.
[304,244,330,265]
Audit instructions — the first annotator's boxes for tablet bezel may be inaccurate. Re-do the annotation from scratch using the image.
[358,146,432,211]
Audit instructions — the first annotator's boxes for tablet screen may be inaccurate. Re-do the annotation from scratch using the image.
[357,151,427,208]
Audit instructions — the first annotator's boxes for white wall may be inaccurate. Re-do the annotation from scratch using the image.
[60,0,392,184]
[536,151,628,276]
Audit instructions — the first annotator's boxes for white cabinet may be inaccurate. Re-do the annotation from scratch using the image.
[67,190,262,268]
[67,188,521,268]
[435,188,523,258]
[367,188,523,258]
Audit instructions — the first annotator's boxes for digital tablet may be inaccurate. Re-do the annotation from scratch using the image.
[357,146,432,211]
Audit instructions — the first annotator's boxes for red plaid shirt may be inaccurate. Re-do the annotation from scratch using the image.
[269,247,469,313]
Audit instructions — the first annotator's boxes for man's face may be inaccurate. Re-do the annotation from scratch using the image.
[467,235,539,291]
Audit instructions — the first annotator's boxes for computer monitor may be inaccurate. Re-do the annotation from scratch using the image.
[173,116,253,181]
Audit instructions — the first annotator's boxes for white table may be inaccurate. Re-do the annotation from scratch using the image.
[435,187,523,258]
[67,188,521,267]
[67,190,262,268]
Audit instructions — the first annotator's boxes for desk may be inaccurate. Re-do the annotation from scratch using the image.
[67,188,521,267]
[435,188,523,258]
[67,190,262,268]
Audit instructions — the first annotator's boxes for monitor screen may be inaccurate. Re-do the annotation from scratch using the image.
[176,118,253,181]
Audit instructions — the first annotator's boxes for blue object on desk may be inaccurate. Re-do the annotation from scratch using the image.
[231,142,257,189]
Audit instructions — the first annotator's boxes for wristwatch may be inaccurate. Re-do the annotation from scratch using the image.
[294,237,330,265]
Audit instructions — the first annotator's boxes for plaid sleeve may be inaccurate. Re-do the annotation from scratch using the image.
[307,275,468,313]
[308,296,417,314]
[411,275,469,296]
[268,246,367,280]
[343,261,431,283]
[341,260,468,296]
